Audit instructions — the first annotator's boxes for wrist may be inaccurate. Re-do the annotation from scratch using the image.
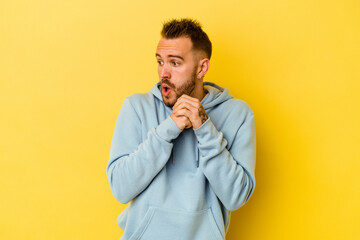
[155,115,182,142]
[170,113,186,130]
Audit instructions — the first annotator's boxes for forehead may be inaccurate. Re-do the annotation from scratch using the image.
[156,37,193,57]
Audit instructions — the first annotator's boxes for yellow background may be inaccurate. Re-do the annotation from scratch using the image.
[1,0,359,239]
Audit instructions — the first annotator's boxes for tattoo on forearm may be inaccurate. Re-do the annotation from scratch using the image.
[198,106,208,124]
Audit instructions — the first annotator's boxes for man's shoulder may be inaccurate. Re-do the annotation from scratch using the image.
[220,98,254,117]
[125,92,155,106]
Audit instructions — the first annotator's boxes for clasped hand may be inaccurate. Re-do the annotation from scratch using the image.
[170,95,208,130]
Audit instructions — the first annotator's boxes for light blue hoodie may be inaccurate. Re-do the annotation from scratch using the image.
[107,82,256,240]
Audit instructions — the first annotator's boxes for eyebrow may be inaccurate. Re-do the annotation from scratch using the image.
[155,53,184,61]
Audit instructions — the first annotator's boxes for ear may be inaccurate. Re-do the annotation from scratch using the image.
[197,58,210,79]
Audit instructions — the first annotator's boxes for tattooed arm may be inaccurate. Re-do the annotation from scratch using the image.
[198,105,208,125]
[172,94,256,210]
[171,94,209,129]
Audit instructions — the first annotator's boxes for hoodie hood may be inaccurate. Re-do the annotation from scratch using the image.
[150,81,233,110]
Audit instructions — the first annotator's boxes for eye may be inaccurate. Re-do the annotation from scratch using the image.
[157,60,163,65]
[172,61,179,66]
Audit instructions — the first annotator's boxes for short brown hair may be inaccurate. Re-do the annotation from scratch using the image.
[161,18,212,60]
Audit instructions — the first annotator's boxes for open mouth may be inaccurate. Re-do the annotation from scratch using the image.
[162,85,172,96]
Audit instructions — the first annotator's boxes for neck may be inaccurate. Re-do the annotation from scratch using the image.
[192,81,206,101]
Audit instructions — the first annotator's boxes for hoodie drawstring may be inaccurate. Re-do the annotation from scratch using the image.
[196,146,199,168]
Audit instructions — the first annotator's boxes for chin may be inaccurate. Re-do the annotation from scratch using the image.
[164,100,175,108]
[162,96,176,108]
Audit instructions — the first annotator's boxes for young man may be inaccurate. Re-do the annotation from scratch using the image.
[107,19,256,240]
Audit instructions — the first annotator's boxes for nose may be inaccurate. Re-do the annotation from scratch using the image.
[160,64,171,79]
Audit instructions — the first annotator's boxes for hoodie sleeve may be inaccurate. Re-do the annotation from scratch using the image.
[194,108,256,211]
[106,98,181,204]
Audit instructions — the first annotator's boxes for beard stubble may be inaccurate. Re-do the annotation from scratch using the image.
[161,68,197,107]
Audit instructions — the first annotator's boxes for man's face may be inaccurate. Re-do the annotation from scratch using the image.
[156,37,199,107]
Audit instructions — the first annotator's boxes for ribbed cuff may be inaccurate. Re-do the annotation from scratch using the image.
[193,118,219,144]
[155,116,182,142]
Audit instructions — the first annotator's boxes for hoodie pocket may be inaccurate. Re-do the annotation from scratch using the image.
[129,206,223,240]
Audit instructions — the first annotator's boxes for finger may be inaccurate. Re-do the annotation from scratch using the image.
[173,107,201,125]
[172,96,188,109]
[179,115,192,127]
[173,105,199,123]
[178,94,198,102]
[173,108,191,118]
[178,94,199,104]
[173,101,198,113]
[184,122,192,129]
[174,109,200,123]
[175,95,201,109]
[176,116,192,129]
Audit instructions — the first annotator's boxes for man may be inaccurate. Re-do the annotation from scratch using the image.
[107,18,256,240]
